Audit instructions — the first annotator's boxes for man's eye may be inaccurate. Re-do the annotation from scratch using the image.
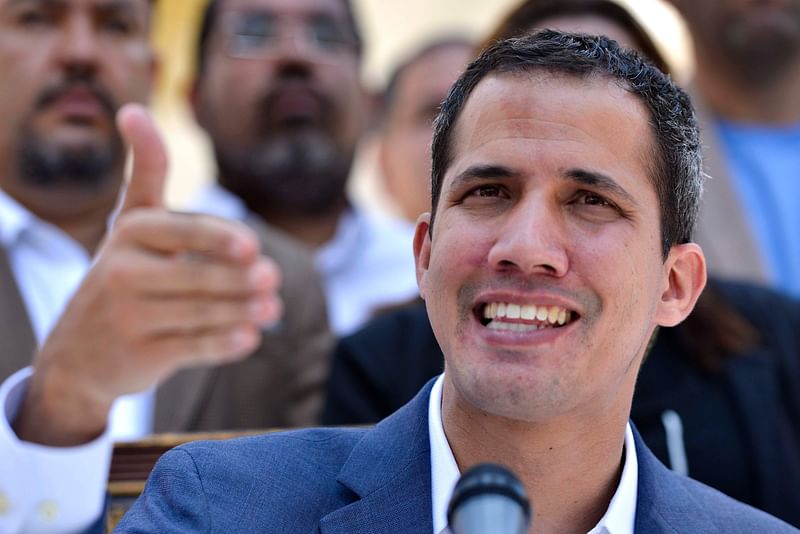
[308,16,352,50]
[577,192,614,208]
[470,185,503,198]
[17,9,53,27]
[103,18,132,34]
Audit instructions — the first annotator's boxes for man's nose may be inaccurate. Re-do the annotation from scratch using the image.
[55,15,100,71]
[487,197,569,277]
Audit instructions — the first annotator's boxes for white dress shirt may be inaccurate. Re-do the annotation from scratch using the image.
[0,187,153,532]
[190,184,420,335]
[428,374,638,534]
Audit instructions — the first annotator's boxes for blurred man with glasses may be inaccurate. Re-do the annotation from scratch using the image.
[190,0,421,336]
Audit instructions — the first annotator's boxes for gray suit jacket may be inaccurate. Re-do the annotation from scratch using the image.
[0,214,333,431]
[692,94,771,284]
[117,379,796,533]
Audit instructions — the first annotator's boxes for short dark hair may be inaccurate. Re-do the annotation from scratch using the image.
[430,30,703,258]
[195,0,363,78]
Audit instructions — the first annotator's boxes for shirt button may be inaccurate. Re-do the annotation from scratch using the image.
[37,500,58,522]
[0,491,10,516]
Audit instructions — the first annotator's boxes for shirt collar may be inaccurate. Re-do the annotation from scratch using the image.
[428,374,638,534]
[0,186,36,248]
[188,183,248,222]
[315,206,365,277]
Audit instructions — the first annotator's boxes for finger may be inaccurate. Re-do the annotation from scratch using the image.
[104,247,280,297]
[144,325,262,370]
[113,210,261,264]
[133,294,283,336]
[116,103,169,213]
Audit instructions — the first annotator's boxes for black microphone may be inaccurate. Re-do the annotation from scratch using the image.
[447,463,532,534]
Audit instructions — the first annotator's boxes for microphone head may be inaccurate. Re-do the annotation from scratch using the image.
[447,463,531,534]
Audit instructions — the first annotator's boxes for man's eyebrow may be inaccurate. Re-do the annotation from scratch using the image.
[449,164,522,190]
[565,168,638,207]
[7,0,139,10]
[7,0,62,7]
[95,0,142,15]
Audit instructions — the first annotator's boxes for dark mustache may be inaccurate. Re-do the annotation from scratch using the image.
[35,75,117,118]
[259,82,329,120]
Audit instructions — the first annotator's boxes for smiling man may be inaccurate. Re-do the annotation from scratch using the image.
[117,32,795,533]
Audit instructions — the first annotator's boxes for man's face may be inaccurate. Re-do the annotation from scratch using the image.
[380,43,472,222]
[194,0,365,215]
[672,0,800,81]
[0,0,152,200]
[415,73,680,423]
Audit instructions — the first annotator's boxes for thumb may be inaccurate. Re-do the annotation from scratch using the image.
[116,103,168,213]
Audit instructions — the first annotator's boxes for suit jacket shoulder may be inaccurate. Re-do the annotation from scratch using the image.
[122,379,796,533]
[118,382,435,533]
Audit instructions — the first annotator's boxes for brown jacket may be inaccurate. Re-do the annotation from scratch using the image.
[692,94,770,284]
[0,214,333,432]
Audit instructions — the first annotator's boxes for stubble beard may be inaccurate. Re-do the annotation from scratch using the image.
[216,128,353,217]
[16,124,122,191]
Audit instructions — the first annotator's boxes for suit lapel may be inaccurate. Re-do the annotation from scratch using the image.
[692,94,769,282]
[0,245,37,379]
[633,425,719,533]
[319,381,435,533]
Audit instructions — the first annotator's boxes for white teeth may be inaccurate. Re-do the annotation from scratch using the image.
[482,302,574,326]
[487,321,540,332]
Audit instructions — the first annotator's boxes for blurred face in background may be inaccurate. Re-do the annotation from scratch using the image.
[193,0,366,216]
[379,42,472,222]
[670,0,800,83]
[0,0,153,215]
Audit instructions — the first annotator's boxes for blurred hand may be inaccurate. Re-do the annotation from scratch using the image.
[13,104,283,446]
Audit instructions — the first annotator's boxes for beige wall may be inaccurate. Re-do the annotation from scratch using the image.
[150,0,691,210]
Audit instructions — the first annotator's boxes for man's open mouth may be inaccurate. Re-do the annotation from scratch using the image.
[475,302,578,332]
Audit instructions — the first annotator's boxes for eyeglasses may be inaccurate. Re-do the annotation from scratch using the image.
[221,10,358,63]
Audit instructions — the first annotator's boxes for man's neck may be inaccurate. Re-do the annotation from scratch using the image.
[4,185,114,255]
[54,212,110,255]
[442,385,630,534]
[694,51,800,124]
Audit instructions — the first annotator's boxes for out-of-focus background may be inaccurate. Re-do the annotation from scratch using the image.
[152,0,691,209]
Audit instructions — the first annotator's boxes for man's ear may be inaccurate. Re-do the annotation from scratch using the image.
[187,78,203,127]
[149,55,161,90]
[413,212,432,299]
[655,243,707,327]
